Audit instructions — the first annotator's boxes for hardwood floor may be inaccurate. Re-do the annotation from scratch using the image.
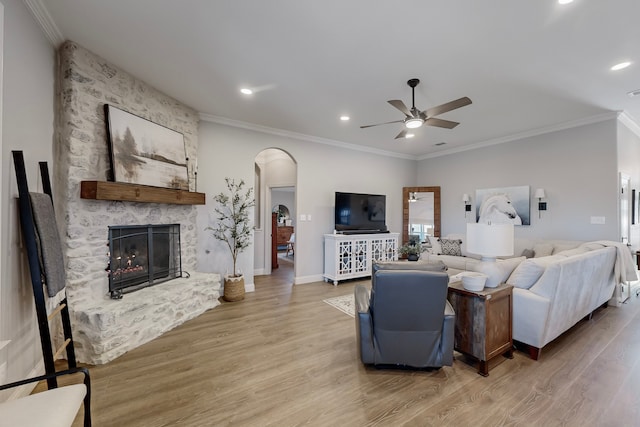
[61,265,640,426]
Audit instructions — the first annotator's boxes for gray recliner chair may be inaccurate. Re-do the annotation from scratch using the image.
[355,264,455,368]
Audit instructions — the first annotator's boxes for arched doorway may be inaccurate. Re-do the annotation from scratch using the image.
[254,148,297,280]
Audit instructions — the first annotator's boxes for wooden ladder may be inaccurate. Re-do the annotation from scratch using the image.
[12,151,77,389]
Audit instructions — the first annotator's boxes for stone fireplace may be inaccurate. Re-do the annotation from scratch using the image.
[55,41,220,365]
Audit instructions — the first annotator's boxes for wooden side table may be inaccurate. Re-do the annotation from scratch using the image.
[447,282,513,376]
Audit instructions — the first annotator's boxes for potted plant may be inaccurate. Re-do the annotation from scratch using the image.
[207,178,255,301]
[399,243,424,261]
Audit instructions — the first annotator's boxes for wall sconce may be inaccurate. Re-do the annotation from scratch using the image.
[462,193,471,217]
[534,188,547,218]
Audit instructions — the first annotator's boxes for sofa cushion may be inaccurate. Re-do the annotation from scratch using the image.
[533,243,554,257]
[552,242,582,254]
[439,238,462,256]
[554,247,591,257]
[529,254,568,268]
[507,258,545,289]
[580,242,607,251]
[422,253,481,271]
[427,236,441,255]
[471,256,524,288]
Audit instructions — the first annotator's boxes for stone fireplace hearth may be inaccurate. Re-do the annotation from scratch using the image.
[75,272,220,365]
[55,41,220,365]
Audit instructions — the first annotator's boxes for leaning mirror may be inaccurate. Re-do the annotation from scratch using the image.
[402,186,441,245]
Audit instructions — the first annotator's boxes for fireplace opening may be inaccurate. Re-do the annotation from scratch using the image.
[108,224,182,299]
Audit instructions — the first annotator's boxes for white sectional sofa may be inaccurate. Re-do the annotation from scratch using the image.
[509,244,618,359]
[422,236,637,359]
[423,235,585,287]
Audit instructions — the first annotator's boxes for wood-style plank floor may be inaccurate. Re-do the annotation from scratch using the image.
[60,260,640,426]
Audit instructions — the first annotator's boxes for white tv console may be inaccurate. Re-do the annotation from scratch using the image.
[323,232,399,285]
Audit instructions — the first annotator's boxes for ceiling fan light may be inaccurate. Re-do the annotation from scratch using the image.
[405,118,424,129]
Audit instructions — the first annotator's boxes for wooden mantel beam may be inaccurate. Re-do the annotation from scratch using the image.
[80,181,205,205]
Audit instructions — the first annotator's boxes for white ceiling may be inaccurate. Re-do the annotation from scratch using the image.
[35,0,640,158]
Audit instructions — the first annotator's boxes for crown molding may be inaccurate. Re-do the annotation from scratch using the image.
[199,113,416,160]
[618,111,640,138]
[416,111,620,160]
[23,0,64,46]
[203,111,625,162]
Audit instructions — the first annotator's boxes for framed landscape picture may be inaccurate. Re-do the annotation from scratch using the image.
[105,105,189,190]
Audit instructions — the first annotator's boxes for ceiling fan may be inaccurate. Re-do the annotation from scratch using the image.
[361,78,472,139]
[408,191,436,203]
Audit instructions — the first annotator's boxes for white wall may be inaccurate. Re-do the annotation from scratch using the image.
[196,122,417,284]
[0,0,56,391]
[417,119,620,243]
[265,156,296,188]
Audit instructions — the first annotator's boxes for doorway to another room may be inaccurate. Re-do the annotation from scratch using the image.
[254,148,297,283]
[272,192,295,275]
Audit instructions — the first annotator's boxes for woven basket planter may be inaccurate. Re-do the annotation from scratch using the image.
[223,275,245,302]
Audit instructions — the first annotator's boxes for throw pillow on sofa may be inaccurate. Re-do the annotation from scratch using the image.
[521,248,535,258]
[472,256,524,288]
[506,258,546,289]
[533,243,554,257]
[439,238,462,256]
[427,236,442,255]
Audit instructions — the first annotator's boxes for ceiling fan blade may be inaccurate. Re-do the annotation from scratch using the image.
[395,129,408,139]
[423,97,472,118]
[360,119,404,129]
[425,117,459,129]
[388,100,412,117]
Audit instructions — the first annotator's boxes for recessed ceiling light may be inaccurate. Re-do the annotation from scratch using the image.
[405,133,415,138]
[340,115,350,121]
[240,88,253,95]
[611,62,631,71]
[558,0,573,4]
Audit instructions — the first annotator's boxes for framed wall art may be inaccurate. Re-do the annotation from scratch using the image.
[105,105,189,190]
[475,185,530,225]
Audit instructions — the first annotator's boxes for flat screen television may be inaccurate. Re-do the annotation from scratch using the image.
[334,192,387,233]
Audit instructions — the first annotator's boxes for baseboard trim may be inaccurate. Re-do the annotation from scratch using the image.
[294,274,324,285]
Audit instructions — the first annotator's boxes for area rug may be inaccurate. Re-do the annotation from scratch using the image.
[323,294,355,318]
[277,252,293,265]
